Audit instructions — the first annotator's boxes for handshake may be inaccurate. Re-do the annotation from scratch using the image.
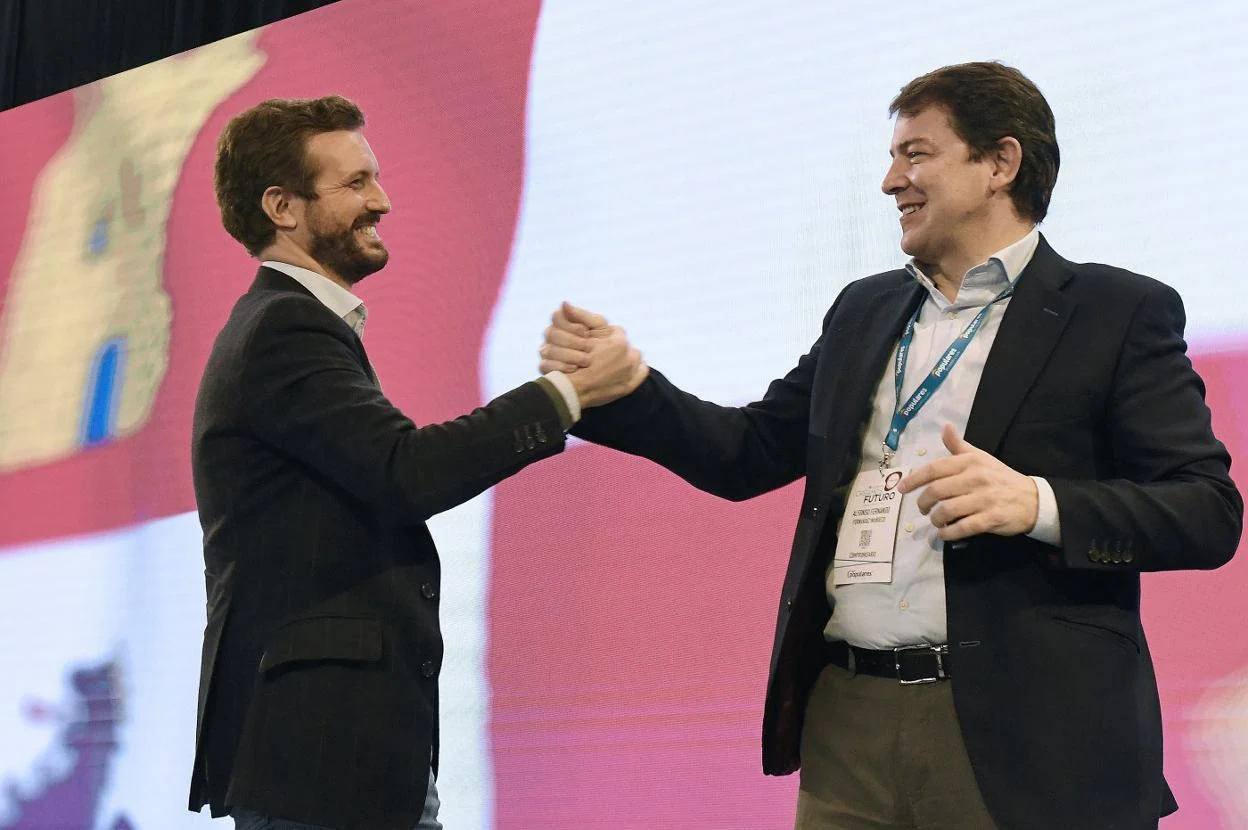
[538,302,649,409]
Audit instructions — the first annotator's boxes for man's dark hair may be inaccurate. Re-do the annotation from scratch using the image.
[890,62,1059,223]
[214,95,366,256]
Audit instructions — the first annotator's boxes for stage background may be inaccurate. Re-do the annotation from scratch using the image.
[0,1,1245,828]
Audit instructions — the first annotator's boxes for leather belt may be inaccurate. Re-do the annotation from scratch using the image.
[824,639,951,685]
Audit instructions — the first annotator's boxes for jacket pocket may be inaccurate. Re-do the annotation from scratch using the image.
[1046,607,1140,654]
[259,615,384,672]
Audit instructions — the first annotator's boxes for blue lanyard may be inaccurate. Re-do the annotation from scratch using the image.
[882,284,1014,468]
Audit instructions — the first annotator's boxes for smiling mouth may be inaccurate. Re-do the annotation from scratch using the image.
[356,224,382,241]
[899,204,924,219]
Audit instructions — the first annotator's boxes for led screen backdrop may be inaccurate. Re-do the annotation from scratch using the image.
[0,1,1246,828]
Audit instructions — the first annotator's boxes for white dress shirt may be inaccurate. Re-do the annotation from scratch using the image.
[261,260,368,336]
[824,228,1061,649]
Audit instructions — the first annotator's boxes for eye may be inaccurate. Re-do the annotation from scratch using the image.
[348,178,366,190]
[906,151,925,161]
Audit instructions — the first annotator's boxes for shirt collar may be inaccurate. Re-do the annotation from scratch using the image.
[261,260,365,323]
[904,227,1040,310]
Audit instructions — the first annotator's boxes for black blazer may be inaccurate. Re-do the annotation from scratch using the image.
[573,237,1242,830]
[189,267,567,830]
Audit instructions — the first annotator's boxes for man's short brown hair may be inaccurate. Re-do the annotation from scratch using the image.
[214,95,366,256]
[890,62,1060,223]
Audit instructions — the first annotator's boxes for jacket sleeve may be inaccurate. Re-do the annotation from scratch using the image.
[240,295,566,522]
[1048,282,1243,572]
[570,306,835,502]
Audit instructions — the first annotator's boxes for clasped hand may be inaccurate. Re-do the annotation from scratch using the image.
[539,302,649,408]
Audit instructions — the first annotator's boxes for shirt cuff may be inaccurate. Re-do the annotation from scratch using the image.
[1026,476,1062,547]
[541,371,581,428]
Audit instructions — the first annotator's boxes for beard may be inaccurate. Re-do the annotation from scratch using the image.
[307,208,389,285]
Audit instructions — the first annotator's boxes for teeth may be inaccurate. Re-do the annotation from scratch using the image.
[901,204,921,216]
[358,225,379,238]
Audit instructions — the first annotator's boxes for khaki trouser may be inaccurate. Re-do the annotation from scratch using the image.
[795,662,998,830]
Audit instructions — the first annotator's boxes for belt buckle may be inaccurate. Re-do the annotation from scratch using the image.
[894,644,949,685]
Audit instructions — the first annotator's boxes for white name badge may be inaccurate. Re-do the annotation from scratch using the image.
[831,467,907,585]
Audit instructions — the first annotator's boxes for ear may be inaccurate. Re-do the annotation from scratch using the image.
[989,136,1023,195]
[260,185,300,231]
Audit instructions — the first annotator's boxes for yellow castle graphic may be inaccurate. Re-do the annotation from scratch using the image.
[0,31,265,472]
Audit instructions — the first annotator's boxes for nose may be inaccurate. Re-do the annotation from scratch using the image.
[369,183,392,214]
[881,157,907,196]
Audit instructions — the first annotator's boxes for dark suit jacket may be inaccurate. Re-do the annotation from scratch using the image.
[573,237,1242,830]
[189,267,567,830]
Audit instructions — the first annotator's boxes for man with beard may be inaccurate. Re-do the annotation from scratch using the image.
[189,96,647,830]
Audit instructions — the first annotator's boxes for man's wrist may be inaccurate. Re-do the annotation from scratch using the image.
[539,371,581,429]
[1026,476,1062,546]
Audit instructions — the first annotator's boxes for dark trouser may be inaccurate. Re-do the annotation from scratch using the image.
[795,662,997,830]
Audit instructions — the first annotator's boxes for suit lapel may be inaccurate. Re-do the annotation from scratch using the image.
[252,266,382,389]
[822,275,925,471]
[361,348,381,390]
[963,236,1076,454]
[345,324,381,391]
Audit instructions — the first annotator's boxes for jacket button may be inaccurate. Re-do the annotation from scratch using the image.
[421,582,437,600]
[421,661,437,678]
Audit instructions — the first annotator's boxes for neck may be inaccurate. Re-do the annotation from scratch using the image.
[921,220,1034,302]
[259,239,351,290]
[928,272,963,303]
